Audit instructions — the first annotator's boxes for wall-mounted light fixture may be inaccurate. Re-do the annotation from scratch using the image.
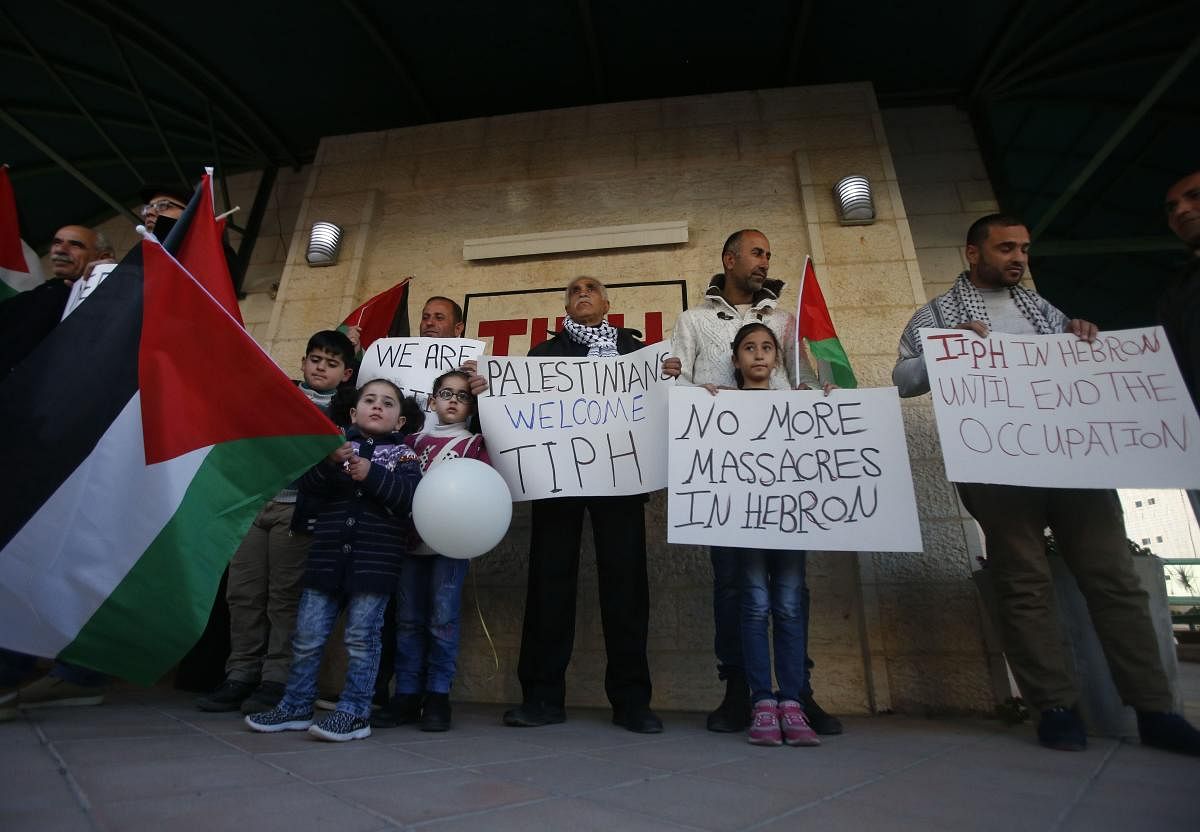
[306,221,343,266]
[832,175,876,225]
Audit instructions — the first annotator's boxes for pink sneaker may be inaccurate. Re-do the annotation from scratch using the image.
[748,699,782,746]
[779,699,821,746]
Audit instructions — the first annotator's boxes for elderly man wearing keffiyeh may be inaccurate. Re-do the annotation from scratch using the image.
[502,276,666,734]
[894,214,1200,757]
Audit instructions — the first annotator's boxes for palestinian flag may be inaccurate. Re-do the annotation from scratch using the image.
[795,255,857,389]
[338,277,412,351]
[0,165,44,301]
[0,240,342,684]
[162,168,243,324]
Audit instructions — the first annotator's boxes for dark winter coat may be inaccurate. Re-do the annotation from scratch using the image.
[298,427,421,595]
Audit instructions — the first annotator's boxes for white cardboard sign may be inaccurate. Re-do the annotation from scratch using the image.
[920,326,1200,487]
[477,342,674,501]
[357,337,486,411]
[667,386,922,552]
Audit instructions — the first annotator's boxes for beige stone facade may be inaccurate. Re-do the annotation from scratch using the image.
[82,85,1007,714]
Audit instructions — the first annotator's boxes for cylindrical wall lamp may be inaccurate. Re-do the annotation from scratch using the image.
[833,175,876,225]
[306,221,343,266]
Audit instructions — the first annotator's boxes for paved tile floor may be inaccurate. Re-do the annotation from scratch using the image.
[3,664,1198,831]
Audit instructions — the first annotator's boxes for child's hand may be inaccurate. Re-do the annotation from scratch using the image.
[797,383,839,396]
[346,454,372,481]
[326,442,354,465]
[462,360,489,396]
[701,383,721,396]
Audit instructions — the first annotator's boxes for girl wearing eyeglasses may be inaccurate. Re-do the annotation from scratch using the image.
[378,370,491,733]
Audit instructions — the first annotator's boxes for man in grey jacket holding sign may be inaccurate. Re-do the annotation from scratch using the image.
[893,212,1199,755]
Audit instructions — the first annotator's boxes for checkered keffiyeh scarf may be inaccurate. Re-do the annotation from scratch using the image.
[898,272,1066,359]
[562,316,619,357]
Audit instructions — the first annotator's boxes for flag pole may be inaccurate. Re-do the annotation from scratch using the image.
[794,255,810,389]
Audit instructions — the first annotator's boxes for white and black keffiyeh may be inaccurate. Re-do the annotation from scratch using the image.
[562,316,619,357]
[898,272,1066,359]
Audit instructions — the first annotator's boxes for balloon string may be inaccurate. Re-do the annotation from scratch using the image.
[471,568,500,679]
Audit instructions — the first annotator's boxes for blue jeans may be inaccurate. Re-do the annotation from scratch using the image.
[279,589,389,719]
[731,547,809,703]
[0,651,105,688]
[712,548,813,686]
[50,661,107,686]
[394,554,468,695]
[0,649,36,687]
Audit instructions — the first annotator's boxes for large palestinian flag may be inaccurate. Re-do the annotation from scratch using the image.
[0,240,342,684]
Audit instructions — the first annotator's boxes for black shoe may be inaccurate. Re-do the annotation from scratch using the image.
[239,681,286,715]
[420,692,452,732]
[503,701,566,727]
[195,678,257,713]
[706,672,750,732]
[1137,711,1200,756]
[613,705,663,734]
[1037,705,1087,751]
[802,693,843,735]
[370,693,424,729]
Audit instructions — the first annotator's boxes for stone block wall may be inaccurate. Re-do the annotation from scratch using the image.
[879,105,1010,711]
[252,85,998,715]
[880,106,998,301]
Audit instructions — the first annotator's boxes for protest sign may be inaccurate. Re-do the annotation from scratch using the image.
[357,337,486,411]
[667,386,922,551]
[921,326,1200,487]
[477,342,673,500]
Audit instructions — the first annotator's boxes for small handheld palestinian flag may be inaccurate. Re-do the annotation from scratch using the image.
[795,255,857,389]
[0,165,44,301]
[0,239,342,684]
[338,277,412,351]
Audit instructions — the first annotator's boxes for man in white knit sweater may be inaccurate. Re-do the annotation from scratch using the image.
[671,229,841,736]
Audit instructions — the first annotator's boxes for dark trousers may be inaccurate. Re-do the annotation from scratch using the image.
[958,484,1173,712]
[517,495,652,711]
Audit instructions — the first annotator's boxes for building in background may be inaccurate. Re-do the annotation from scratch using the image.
[1120,489,1200,600]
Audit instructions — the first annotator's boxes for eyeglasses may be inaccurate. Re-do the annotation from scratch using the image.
[434,388,472,403]
[140,199,186,218]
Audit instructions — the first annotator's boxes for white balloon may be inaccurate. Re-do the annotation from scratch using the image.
[412,458,513,559]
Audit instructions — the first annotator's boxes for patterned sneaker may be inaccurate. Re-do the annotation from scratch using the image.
[244,705,314,733]
[748,699,783,746]
[778,700,821,747]
[309,710,372,742]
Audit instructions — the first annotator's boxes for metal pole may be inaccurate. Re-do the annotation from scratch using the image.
[108,28,188,188]
[1031,31,1200,239]
[235,166,277,295]
[0,106,138,221]
[0,6,143,181]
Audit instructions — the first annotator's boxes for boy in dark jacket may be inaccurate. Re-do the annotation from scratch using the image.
[246,379,421,742]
